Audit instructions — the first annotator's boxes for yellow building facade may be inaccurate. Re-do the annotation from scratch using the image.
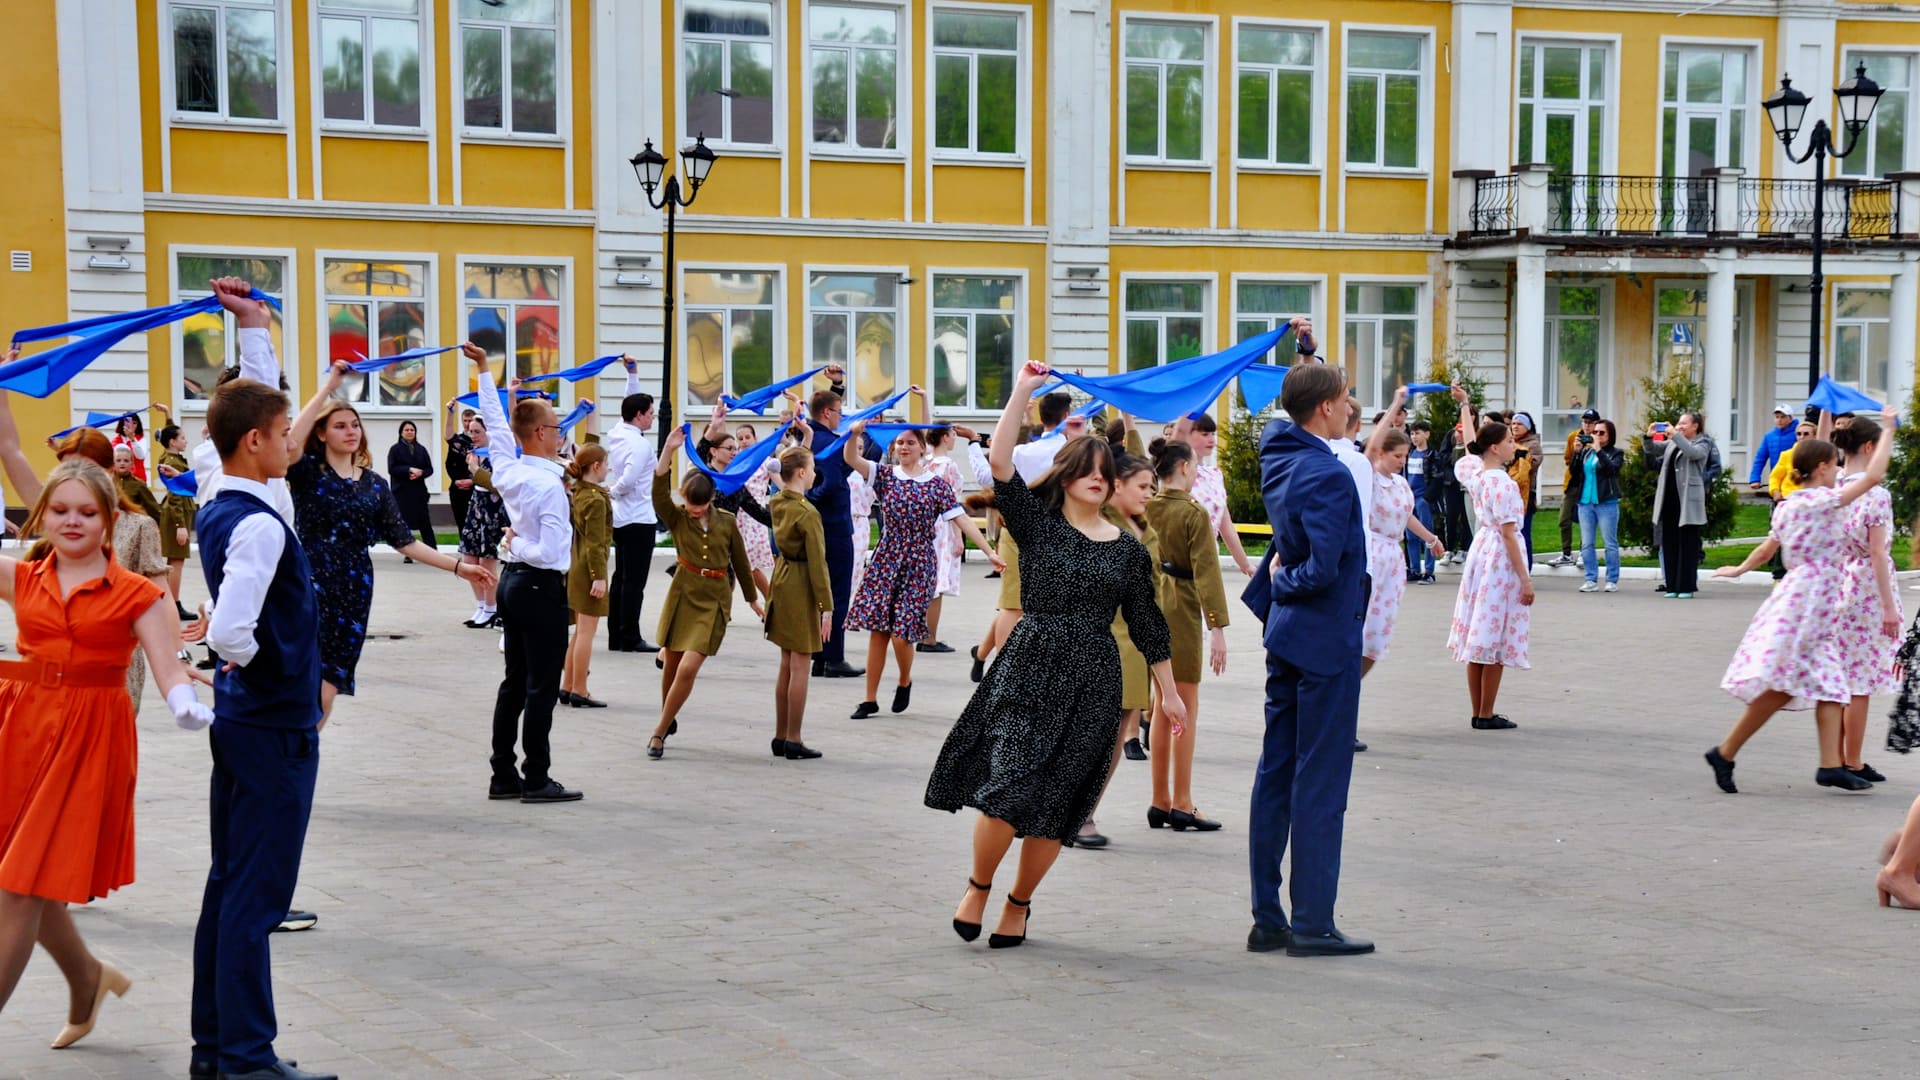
[8,0,1920,490]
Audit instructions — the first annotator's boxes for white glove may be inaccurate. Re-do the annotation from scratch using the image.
[167,683,213,731]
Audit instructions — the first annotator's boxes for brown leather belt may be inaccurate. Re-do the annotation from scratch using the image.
[677,557,728,580]
[0,657,127,689]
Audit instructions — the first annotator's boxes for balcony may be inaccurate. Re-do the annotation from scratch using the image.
[1454,164,1914,245]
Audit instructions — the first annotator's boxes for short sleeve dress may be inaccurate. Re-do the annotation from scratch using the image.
[848,469,876,598]
[846,465,964,642]
[1835,477,1902,697]
[1364,470,1416,662]
[764,489,834,653]
[286,454,418,694]
[736,461,779,579]
[0,557,164,904]
[929,455,966,597]
[1192,462,1230,534]
[460,462,509,559]
[1447,465,1530,668]
[1722,486,1852,709]
[925,474,1172,842]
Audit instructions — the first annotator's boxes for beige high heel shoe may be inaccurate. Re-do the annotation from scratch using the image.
[50,960,130,1049]
[1875,866,1920,910]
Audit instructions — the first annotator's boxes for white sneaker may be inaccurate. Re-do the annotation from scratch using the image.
[1579,581,1600,593]
[1603,582,1617,593]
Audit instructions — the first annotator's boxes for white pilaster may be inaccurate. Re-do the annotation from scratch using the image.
[1775,16,1838,181]
[591,0,667,422]
[1889,260,1918,412]
[1509,252,1545,419]
[1704,255,1737,446]
[1449,2,1513,177]
[1046,0,1112,376]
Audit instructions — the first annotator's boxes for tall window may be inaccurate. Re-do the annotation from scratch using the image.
[459,0,559,135]
[1660,46,1749,177]
[684,270,777,411]
[325,259,429,408]
[462,264,562,384]
[1342,282,1420,409]
[1235,281,1313,361]
[319,1,423,128]
[1841,52,1911,178]
[1833,287,1891,398]
[932,275,1019,412]
[809,4,899,151]
[175,254,287,401]
[810,273,899,404]
[1124,22,1207,163]
[933,10,1019,156]
[1543,285,1602,442]
[170,1,279,121]
[1345,32,1422,169]
[1517,42,1607,174]
[1236,27,1313,166]
[683,0,775,146]
[1653,283,1750,438]
[1124,281,1206,372]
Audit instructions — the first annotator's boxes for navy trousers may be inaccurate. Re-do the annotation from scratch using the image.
[191,722,319,1074]
[1249,652,1360,935]
[818,521,854,664]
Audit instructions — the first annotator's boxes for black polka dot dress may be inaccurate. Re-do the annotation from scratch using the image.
[924,473,1171,842]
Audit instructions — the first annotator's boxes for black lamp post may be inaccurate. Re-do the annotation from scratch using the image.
[630,134,718,448]
[1763,63,1886,395]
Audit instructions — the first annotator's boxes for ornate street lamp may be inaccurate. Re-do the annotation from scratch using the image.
[630,134,718,447]
[1764,64,1885,394]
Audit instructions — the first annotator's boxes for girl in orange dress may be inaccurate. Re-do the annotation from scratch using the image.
[0,459,213,1050]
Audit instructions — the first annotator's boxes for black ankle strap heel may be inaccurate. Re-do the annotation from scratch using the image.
[952,878,992,942]
[988,895,1031,949]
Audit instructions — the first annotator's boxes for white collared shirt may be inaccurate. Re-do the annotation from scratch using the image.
[204,476,287,668]
[476,371,573,570]
[1329,435,1375,531]
[1010,428,1066,485]
[602,376,659,528]
[193,326,296,525]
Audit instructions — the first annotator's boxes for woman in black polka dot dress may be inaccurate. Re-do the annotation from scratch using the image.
[926,362,1184,949]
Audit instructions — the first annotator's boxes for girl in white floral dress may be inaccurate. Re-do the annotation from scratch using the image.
[1364,422,1444,669]
[1447,419,1534,731]
[1832,418,1902,785]
[1182,413,1257,578]
[921,426,967,652]
[1706,413,1896,795]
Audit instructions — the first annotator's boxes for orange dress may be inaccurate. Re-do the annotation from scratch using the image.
[0,556,163,903]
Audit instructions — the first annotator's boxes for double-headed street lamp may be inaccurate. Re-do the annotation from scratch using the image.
[1762,63,1886,395]
[630,134,718,448]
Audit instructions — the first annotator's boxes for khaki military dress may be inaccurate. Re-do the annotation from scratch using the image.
[764,489,833,653]
[117,473,163,528]
[1144,488,1229,683]
[653,471,757,655]
[156,449,197,560]
[568,480,612,617]
[1106,507,1161,710]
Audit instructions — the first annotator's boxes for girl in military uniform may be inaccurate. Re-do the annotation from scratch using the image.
[765,445,833,760]
[561,444,612,709]
[154,423,198,617]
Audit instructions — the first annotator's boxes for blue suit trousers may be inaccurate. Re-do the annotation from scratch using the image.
[1249,651,1360,935]
[819,523,853,664]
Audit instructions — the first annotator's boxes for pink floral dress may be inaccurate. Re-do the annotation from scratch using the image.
[1364,470,1414,662]
[1837,478,1901,697]
[1448,465,1530,668]
[930,455,965,597]
[1721,486,1851,709]
[736,459,778,578]
[1193,463,1230,534]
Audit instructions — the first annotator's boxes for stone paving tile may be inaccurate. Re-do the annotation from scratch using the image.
[4,555,1920,1077]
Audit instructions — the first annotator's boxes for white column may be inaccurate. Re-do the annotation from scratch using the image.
[1703,254,1737,446]
[1510,252,1546,419]
[1512,163,1553,235]
[1889,260,1918,412]
[1046,0,1113,377]
[1449,2,1512,175]
[590,0,666,422]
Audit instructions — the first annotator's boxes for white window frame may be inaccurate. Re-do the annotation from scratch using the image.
[1337,275,1428,413]
[1340,24,1432,176]
[1650,276,1755,446]
[1120,14,1217,168]
[1541,281,1613,446]
[1839,47,1915,178]
[1654,37,1762,179]
[454,0,566,142]
[1832,284,1893,399]
[804,264,911,407]
[680,0,781,150]
[1230,18,1325,172]
[927,267,1027,417]
[1119,272,1216,372]
[168,245,301,414]
[1513,36,1618,173]
[312,0,429,134]
[162,0,291,129]
[454,255,574,404]
[315,250,437,414]
[804,0,910,159]
[678,263,787,417]
[1230,273,1322,354]
[928,3,1028,163]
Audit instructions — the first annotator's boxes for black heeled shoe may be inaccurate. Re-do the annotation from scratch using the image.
[1146,806,1170,829]
[1123,738,1146,761]
[646,736,665,760]
[784,742,822,760]
[558,690,577,706]
[968,646,985,683]
[1168,808,1223,832]
[668,719,678,736]
[891,683,912,713]
[851,701,880,719]
[988,895,1031,949]
[953,877,991,942]
[571,694,607,709]
[771,738,788,758]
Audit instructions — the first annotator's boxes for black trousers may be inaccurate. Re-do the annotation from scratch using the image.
[818,522,854,664]
[1658,494,1702,594]
[450,485,472,532]
[491,565,569,787]
[609,522,657,648]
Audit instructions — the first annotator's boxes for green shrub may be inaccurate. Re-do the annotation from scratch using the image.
[1616,367,1740,547]
[1412,354,1488,436]
[1223,411,1265,526]
[1886,379,1920,542]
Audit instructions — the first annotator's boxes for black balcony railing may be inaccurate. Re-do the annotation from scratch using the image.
[1466,173,1901,240]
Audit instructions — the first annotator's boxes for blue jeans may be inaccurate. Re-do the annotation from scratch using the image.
[1405,498,1435,575]
[1577,500,1620,584]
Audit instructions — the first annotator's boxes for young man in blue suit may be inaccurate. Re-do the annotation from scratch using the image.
[1247,360,1374,958]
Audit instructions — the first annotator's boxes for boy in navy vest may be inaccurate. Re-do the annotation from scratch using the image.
[188,369,335,1080]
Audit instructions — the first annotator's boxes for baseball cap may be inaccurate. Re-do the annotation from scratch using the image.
[1580,408,1600,421]
[1773,403,1792,415]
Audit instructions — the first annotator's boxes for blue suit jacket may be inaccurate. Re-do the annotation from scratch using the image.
[1256,418,1369,676]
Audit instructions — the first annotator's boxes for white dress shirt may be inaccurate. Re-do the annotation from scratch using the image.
[188,326,295,524]
[603,371,659,528]
[1330,436,1375,533]
[204,476,287,668]
[1010,429,1066,485]
[476,371,573,570]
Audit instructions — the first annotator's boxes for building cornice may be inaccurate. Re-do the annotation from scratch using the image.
[145,193,596,228]
[1113,227,1444,251]
[673,215,1049,243]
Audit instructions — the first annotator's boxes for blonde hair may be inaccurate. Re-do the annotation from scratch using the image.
[22,459,118,562]
[778,445,815,482]
[566,442,608,482]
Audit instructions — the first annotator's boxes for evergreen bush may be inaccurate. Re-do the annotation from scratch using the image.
[1616,368,1740,548]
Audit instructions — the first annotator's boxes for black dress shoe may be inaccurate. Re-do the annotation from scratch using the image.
[1073,825,1109,849]
[820,660,865,678]
[1247,923,1292,953]
[1353,739,1369,753]
[1849,763,1888,783]
[812,657,826,678]
[1471,715,1518,730]
[197,650,221,671]
[570,694,608,709]
[487,780,522,801]
[891,683,912,713]
[771,737,788,758]
[968,646,985,683]
[1146,805,1170,829]
[520,780,584,803]
[177,602,200,622]
[1168,809,1222,832]
[1123,738,1146,761]
[916,641,956,653]
[1816,766,1873,791]
[192,1060,300,1080]
[851,700,880,719]
[784,742,823,760]
[558,690,577,706]
[1705,746,1738,793]
[633,639,662,653]
[647,736,665,760]
[984,570,1001,579]
[1286,928,1375,957]
[219,1061,336,1080]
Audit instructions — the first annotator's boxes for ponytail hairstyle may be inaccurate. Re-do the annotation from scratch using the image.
[1379,428,1412,455]
[1467,420,1511,456]
[564,443,607,482]
[1831,417,1882,460]
[778,444,815,482]
[158,423,183,449]
[1148,436,1195,481]
[1790,438,1838,485]
[681,469,716,508]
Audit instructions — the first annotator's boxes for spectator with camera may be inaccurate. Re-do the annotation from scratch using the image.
[1642,411,1720,598]
[1567,419,1624,592]
[1550,409,1602,568]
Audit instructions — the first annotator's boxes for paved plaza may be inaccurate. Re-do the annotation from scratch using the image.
[3,553,1917,1079]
